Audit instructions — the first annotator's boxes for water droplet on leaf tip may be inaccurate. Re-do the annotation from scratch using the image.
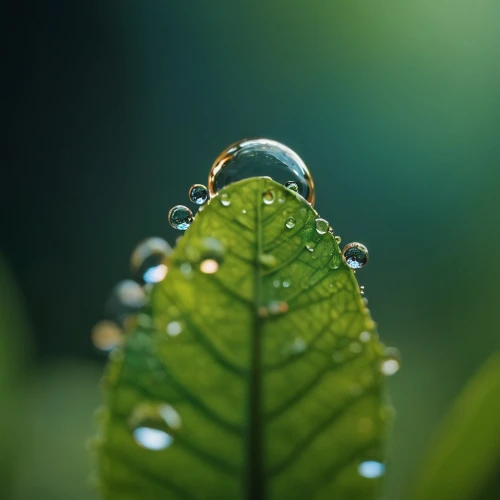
[343,242,369,269]
[91,320,123,352]
[188,184,209,205]
[208,138,315,205]
[219,192,231,206]
[168,205,194,230]
[285,217,296,229]
[315,218,329,235]
[166,321,182,336]
[200,258,220,274]
[263,190,275,205]
[285,180,299,192]
[358,461,385,479]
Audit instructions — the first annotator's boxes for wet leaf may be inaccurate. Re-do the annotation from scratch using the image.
[94,178,392,500]
[408,352,500,500]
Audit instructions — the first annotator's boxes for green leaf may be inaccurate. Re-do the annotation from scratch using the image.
[408,352,500,500]
[94,177,392,500]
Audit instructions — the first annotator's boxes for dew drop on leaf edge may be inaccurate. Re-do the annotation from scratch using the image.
[188,184,209,205]
[168,205,194,230]
[342,242,369,269]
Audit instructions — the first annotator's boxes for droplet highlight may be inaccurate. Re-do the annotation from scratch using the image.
[200,259,219,274]
[285,217,296,229]
[188,184,209,205]
[219,192,231,206]
[263,190,275,205]
[380,348,401,376]
[208,138,315,205]
[358,461,385,479]
[130,237,171,284]
[91,320,123,352]
[166,321,182,336]
[285,181,299,192]
[168,205,194,230]
[342,242,369,269]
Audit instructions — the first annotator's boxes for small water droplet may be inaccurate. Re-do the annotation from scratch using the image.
[342,242,369,269]
[267,300,289,315]
[130,403,181,451]
[285,217,296,229]
[168,205,194,230]
[315,218,329,235]
[188,184,209,205]
[208,138,315,204]
[360,285,365,295]
[362,297,369,306]
[130,237,171,284]
[263,190,275,205]
[166,321,182,336]
[306,242,316,252]
[282,280,290,288]
[380,348,401,376]
[358,461,385,479]
[285,181,299,192]
[91,320,123,352]
[219,192,231,206]
[359,331,371,343]
[273,279,281,288]
[242,209,247,214]
[335,235,342,244]
[200,259,219,274]
[105,280,146,326]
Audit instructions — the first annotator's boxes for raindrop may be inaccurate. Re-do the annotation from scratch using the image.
[315,218,329,235]
[130,403,181,451]
[358,461,385,479]
[285,181,299,192]
[360,285,365,295]
[130,237,171,284]
[188,184,209,205]
[166,321,182,336]
[91,320,123,352]
[208,138,315,205]
[168,205,194,231]
[263,190,275,205]
[342,242,369,269]
[219,192,231,207]
[380,348,401,376]
[285,217,296,229]
[105,280,146,326]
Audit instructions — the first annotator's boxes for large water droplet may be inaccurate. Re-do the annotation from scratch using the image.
[105,280,146,326]
[91,320,123,352]
[342,242,369,269]
[131,237,171,284]
[380,348,401,376]
[208,138,315,205]
[188,184,209,205]
[285,181,299,192]
[130,403,181,451]
[358,461,385,479]
[168,205,193,230]
[219,192,231,206]
[285,217,296,229]
[263,190,275,205]
[315,218,329,235]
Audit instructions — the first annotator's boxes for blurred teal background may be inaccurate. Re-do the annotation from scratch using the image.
[3,1,500,499]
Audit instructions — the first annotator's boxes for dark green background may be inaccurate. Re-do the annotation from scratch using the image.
[3,1,500,499]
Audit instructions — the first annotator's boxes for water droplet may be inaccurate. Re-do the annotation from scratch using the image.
[130,403,181,451]
[208,138,315,205]
[219,192,231,206]
[188,184,209,205]
[359,331,371,343]
[242,209,247,214]
[285,181,299,192]
[335,235,342,244]
[306,243,316,252]
[282,280,290,288]
[130,238,171,284]
[168,205,194,230]
[315,218,329,235]
[263,190,275,205]
[105,280,146,326]
[285,217,296,229]
[360,285,365,295]
[268,301,289,315]
[380,348,401,376]
[166,321,182,336]
[358,461,385,479]
[362,297,369,306]
[179,262,193,276]
[342,242,369,269]
[200,259,219,274]
[91,320,123,352]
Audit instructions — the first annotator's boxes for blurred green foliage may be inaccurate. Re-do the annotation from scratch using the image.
[4,1,500,499]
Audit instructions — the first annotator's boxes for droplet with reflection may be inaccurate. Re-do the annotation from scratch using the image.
[342,242,369,269]
[315,218,329,235]
[188,184,209,205]
[380,347,401,376]
[130,237,171,284]
[208,138,315,205]
[168,205,193,230]
[284,181,299,192]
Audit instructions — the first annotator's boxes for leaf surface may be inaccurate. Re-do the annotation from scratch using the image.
[95,178,391,500]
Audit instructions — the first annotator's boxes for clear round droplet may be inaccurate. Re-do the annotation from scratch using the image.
[358,461,385,479]
[91,320,123,352]
[219,192,231,206]
[130,237,171,284]
[380,348,401,376]
[188,184,209,205]
[168,205,193,230]
[359,331,371,343]
[129,403,181,451]
[166,321,182,336]
[263,190,275,205]
[285,181,299,192]
[209,138,315,205]
[105,280,146,326]
[285,217,296,229]
[315,218,329,235]
[342,242,369,269]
